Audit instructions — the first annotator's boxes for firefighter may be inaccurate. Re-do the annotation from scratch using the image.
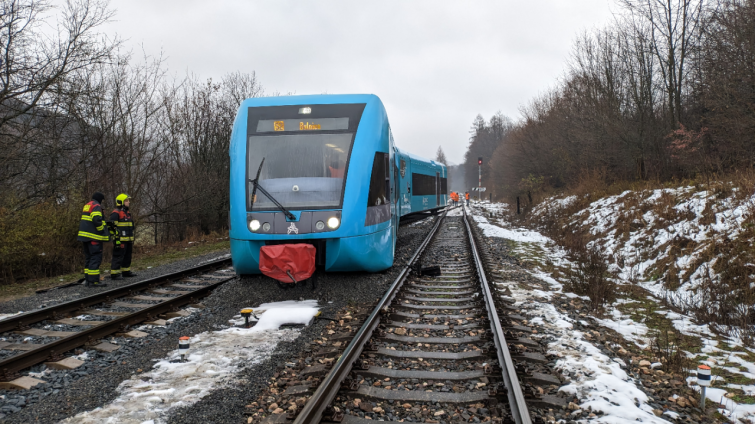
[465,191,470,206]
[110,193,137,280]
[78,192,110,287]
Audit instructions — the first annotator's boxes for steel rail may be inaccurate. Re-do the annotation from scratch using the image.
[293,211,447,424]
[0,275,232,378]
[0,257,232,334]
[463,207,532,424]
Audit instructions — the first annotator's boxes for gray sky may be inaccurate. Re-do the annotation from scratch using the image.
[103,1,615,163]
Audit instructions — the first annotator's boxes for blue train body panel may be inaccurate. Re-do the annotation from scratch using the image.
[229,94,445,274]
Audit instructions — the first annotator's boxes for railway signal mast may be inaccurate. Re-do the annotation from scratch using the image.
[477,157,483,201]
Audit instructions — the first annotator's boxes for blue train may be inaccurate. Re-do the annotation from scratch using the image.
[229,94,447,274]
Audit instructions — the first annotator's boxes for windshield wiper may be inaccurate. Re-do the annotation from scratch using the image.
[249,158,297,221]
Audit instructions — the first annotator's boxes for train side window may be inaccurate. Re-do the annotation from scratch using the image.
[366,152,391,225]
[367,152,389,207]
[411,173,436,196]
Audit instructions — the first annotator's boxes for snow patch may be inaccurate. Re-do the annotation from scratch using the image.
[60,300,318,424]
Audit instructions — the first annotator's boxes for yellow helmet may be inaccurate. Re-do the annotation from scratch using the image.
[115,193,130,206]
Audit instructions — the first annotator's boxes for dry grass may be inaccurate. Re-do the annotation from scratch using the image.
[0,231,230,303]
[564,246,617,315]
[651,329,695,374]
[526,168,755,344]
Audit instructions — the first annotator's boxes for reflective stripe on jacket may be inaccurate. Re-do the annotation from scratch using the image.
[110,207,135,242]
[77,201,109,241]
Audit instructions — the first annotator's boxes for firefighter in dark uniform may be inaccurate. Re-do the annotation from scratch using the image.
[78,192,110,287]
[110,193,137,280]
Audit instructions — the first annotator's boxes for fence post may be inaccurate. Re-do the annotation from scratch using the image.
[516,197,520,214]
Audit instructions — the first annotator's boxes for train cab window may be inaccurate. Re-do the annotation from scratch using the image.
[246,103,365,211]
[247,132,353,210]
[366,152,391,226]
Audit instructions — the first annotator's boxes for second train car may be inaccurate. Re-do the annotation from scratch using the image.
[229,94,447,274]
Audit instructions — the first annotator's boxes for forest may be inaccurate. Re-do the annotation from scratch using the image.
[464,0,755,206]
[0,0,263,282]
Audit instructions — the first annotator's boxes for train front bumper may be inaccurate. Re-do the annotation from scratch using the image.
[231,227,393,275]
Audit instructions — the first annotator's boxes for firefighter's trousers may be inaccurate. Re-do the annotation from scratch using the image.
[111,242,133,274]
[82,241,103,283]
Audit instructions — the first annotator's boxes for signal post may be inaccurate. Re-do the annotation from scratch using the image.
[477,156,482,201]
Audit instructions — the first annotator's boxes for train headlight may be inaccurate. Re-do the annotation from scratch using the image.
[249,220,260,231]
[262,222,271,232]
[327,217,340,229]
[315,220,325,231]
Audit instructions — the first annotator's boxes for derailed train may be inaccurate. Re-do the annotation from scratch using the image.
[229,94,447,274]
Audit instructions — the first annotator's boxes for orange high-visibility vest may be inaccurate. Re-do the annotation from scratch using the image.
[465,192,469,200]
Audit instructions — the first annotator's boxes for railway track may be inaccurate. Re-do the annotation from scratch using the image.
[257,209,553,424]
[0,257,234,388]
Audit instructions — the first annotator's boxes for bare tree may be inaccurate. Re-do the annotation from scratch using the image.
[619,0,709,125]
[0,0,117,209]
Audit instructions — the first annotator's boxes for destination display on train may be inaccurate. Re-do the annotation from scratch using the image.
[257,117,349,132]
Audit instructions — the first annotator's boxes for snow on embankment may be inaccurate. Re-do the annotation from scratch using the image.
[471,212,669,423]
[532,187,755,307]
[62,300,319,424]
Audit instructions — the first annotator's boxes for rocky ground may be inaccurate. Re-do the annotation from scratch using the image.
[244,213,574,424]
[472,202,727,424]
[4,206,715,424]
[0,218,435,423]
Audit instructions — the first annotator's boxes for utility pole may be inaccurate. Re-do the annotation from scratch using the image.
[477,157,482,201]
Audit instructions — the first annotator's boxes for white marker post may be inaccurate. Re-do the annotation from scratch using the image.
[698,364,711,409]
[179,336,190,362]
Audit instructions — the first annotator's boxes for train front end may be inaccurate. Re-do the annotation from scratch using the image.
[229,94,395,275]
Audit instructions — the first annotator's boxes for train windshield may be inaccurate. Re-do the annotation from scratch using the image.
[247,133,353,210]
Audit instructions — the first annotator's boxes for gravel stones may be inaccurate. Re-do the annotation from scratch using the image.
[0,220,435,423]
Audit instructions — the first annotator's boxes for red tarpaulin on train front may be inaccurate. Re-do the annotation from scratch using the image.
[259,244,316,283]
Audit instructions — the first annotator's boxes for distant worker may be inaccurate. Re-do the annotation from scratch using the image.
[449,191,455,206]
[110,193,137,280]
[77,192,110,287]
[451,191,459,207]
[465,191,470,206]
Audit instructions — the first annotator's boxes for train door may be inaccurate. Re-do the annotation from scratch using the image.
[436,171,440,207]
[389,131,397,255]
[400,156,411,216]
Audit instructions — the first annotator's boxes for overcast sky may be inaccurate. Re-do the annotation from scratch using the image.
[102,1,616,164]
